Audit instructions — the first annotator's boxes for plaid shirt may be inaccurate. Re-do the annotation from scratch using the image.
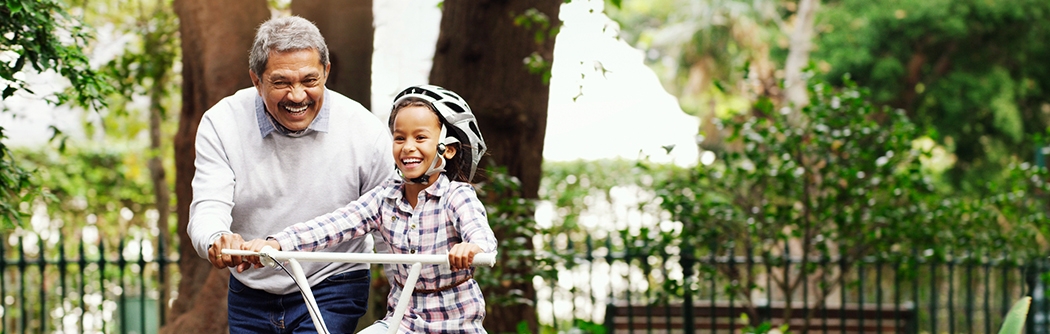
[271,174,497,332]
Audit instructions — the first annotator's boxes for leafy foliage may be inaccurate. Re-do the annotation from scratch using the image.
[514,8,558,84]
[0,127,34,229]
[1,0,113,229]
[476,166,554,309]
[813,0,1050,187]
[635,74,1050,311]
[1,0,112,108]
[656,76,932,261]
[606,0,785,116]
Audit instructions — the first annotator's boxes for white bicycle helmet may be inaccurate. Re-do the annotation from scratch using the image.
[392,85,487,183]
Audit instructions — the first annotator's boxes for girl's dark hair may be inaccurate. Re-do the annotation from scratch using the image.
[390,97,476,183]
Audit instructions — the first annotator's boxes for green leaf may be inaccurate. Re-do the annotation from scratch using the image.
[998,296,1031,334]
[7,0,24,14]
[713,80,727,93]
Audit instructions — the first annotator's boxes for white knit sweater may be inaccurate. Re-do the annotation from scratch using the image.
[188,87,395,294]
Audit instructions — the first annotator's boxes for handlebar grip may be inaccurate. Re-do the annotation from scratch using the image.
[221,249,257,256]
[222,247,278,268]
[472,252,497,267]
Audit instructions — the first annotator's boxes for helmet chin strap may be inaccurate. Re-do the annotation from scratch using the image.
[401,125,448,185]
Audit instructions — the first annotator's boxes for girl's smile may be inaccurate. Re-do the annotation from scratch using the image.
[391,105,455,183]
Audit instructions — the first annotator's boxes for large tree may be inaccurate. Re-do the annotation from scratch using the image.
[292,0,373,110]
[430,0,562,332]
[162,0,269,332]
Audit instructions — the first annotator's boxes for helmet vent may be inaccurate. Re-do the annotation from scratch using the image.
[444,101,468,114]
[421,89,443,101]
[441,92,462,101]
[469,121,482,139]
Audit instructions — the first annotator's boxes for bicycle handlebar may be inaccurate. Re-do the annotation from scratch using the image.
[223,247,497,267]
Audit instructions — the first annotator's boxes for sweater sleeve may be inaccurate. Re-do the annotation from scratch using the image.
[187,110,236,260]
[359,126,396,194]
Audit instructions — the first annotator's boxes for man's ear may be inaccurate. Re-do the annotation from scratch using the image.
[249,70,261,91]
[442,144,457,159]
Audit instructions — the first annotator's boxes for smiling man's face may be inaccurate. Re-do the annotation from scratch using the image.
[250,48,329,131]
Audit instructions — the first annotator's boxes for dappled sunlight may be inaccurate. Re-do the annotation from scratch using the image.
[913,136,955,174]
[535,168,682,327]
[545,0,700,166]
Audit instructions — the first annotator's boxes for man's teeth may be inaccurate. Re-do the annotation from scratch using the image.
[285,105,308,112]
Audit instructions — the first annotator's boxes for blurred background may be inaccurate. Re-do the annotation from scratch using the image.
[3,0,1050,333]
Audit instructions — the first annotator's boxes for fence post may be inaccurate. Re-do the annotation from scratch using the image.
[158,231,168,326]
[681,244,695,334]
[1024,260,1039,334]
[0,235,5,332]
[19,235,27,333]
[37,237,46,333]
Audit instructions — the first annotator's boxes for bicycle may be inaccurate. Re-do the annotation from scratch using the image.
[223,246,497,334]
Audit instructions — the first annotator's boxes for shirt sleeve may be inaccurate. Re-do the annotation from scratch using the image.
[448,184,498,253]
[187,112,235,260]
[271,184,386,252]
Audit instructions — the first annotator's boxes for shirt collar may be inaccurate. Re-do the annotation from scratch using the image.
[386,173,451,201]
[256,89,331,138]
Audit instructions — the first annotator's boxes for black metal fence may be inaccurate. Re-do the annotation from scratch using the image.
[535,236,1050,334]
[4,228,1049,334]
[1,232,178,333]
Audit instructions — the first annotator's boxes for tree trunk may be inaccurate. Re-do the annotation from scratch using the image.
[292,0,373,110]
[782,0,819,112]
[163,0,269,332]
[430,1,561,332]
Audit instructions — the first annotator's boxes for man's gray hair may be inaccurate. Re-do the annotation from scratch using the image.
[249,16,330,76]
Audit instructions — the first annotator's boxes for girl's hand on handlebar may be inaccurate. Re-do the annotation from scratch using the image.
[240,238,282,270]
[448,243,482,271]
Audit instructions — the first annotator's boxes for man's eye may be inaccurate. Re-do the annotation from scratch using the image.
[273,82,289,88]
[304,79,318,86]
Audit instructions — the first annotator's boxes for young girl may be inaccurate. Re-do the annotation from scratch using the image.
[242,85,497,333]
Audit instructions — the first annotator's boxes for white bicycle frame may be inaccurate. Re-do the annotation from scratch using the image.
[223,247,496,334]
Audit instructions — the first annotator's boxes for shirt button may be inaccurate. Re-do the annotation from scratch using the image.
[410,249,416,254]
[410,224,417,229]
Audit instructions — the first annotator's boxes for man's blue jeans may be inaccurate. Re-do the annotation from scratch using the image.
[228,269,370,333]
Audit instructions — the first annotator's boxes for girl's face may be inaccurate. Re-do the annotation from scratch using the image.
[392,105,456,183]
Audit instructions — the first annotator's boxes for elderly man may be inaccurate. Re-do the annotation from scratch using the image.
[188,16,394,333]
